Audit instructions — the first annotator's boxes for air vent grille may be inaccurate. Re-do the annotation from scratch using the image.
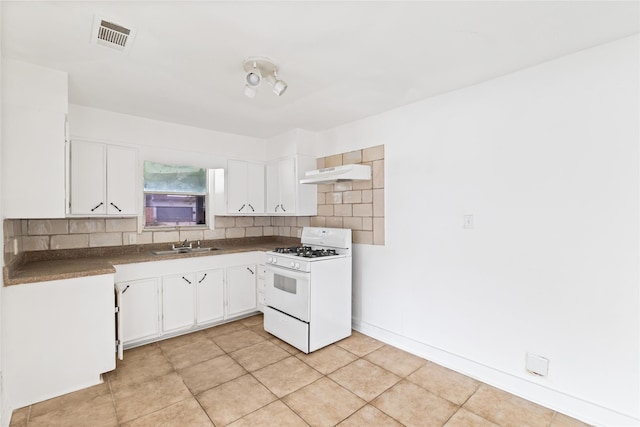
[97,20,130,48]
[91,15,136,52]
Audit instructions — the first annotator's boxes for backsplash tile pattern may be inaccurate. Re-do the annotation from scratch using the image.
[3,216,311,262]
[311,145,385,245]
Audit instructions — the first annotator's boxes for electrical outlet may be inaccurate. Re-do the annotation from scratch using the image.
[526,353,549,377]
[463,214,474,229]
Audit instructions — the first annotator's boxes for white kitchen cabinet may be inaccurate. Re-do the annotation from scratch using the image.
[114,253,259,349]
[116,278,161,349]
[162,268,225,333]
[162,274,196,333]
[69,140,138,216]
[226,264,258,317]
[266,155,317,215]
[257,264,267,313]
[226,159,265,214]
[196,269,225,325]
[2,59,68,218]
[5,275,115,408]
[107,145,138,215]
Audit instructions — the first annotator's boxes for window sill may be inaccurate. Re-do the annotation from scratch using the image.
[143,225,212,232]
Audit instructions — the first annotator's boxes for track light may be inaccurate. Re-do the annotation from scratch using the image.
[246,62,261,87]
[266,72,287,96]
[242,57,288,98]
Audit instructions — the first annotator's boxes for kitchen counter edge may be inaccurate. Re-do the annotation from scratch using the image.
[3,238,299,286]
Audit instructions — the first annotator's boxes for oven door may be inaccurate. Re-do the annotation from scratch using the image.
[265,265,310,322]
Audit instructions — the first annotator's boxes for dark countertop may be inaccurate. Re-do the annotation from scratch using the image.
[4,236,299,286]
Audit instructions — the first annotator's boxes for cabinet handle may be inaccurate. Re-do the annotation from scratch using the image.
[247,267,254,275]
[238,204,245,212]
[122,285,130,294]
[182,276,192,284]
[110,202,122,212]
[248,204,255,212]
[281,204,286,212]
[91,202,104,212]
[274,204,280,212]
[198,273,207,283]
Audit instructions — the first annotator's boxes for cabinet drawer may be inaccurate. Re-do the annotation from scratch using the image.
[264,306,308,353]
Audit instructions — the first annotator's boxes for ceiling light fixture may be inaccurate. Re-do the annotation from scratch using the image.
[242,57,287,98]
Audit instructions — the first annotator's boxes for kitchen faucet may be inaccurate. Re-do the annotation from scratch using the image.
[171,239,192,251]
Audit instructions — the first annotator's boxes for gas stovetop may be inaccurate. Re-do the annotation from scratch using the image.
[273,246,339,258]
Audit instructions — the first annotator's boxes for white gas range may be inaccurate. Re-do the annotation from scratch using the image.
[263,227,352,353]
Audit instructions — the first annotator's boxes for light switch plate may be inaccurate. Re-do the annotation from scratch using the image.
[463,214,474,229]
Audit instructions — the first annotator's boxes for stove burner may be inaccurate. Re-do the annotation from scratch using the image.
[273,246,338,258]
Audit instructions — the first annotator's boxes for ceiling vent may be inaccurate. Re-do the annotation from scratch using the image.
[91,15,136,52]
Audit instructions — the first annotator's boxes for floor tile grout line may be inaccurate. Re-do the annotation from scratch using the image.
[105,373,122,427]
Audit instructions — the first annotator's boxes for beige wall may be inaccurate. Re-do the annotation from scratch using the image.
[310,145,385,245]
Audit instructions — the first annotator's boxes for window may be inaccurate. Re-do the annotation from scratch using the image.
[143,161,208,228]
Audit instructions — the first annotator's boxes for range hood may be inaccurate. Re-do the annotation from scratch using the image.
[300,164,371,184]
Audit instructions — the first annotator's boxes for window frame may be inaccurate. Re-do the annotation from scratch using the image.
[142,161,214,231]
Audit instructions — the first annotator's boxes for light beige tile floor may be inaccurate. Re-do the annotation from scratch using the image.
[10,314,592,427]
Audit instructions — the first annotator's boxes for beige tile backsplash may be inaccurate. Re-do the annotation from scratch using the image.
[3,145,384,260]
[311,145,385,245]
[3,215,312,260]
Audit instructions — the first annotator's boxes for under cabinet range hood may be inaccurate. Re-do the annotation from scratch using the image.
[300,164,371,184]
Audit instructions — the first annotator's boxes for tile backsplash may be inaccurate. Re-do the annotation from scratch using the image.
[311,145,385,245]
[3,216,311,263]
[3,145,384,262]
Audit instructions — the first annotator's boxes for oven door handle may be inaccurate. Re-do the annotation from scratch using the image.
[266,266,310,281]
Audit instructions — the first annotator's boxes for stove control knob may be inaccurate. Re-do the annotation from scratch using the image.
[290,261,295,268]
[272,258,277,264]
[295,262,300,270]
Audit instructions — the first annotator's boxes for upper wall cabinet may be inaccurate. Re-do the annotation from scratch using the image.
[266,155,317,216]
[225,160,265,215]
[2,59,68,218]
[69,140,138,216]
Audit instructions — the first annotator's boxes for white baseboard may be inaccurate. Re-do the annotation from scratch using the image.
[352,318,639,427]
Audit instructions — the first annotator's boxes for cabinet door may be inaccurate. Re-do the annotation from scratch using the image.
[226,265,257,318]
[117,278,160,345]
[227,160,248,213]
[162,274,196,333]
[196,269,224,325]
[246,162,265,213]
[107,145,138,215]
[70,141,106,215]
[266,161,280,214]
[278,157,296,214]
[3,108,67,218]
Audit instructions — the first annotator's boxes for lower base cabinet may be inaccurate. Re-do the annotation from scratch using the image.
[227,264,258,317]
[117,278,161,346]
[196,269,225,324]
[162,274,196,333]
[116,256,258,351]
[5,275,115,408]
[162,269,224,333]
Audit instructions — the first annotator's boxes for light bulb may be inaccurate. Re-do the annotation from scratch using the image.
[243,84,257,98]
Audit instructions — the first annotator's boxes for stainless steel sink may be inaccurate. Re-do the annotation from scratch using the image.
[151,247,220,255]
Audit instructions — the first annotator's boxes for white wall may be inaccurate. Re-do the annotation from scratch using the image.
[317,35,640,426]
[69,105,267,169]
[265,128,317,161]
[0,4,6,424]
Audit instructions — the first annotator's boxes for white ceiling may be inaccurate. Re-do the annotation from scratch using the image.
[2,1,638,139]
